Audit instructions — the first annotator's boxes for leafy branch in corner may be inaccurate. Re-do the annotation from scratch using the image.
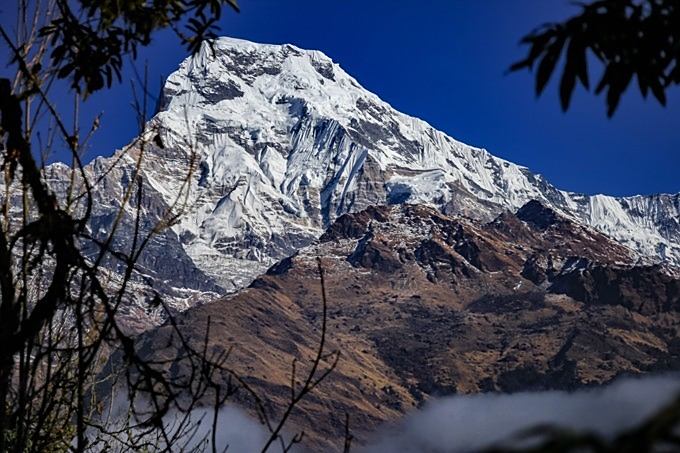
[510,0,680,116]
[37,0,240,96]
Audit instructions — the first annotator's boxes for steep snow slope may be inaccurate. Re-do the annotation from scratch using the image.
[130,36,678,289]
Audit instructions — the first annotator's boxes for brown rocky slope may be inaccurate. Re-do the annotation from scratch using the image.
[137,201,680,450]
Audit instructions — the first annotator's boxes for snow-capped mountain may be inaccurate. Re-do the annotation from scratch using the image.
[130,36,678,292]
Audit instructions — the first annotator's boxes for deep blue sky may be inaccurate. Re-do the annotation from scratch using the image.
[3,0,679,196]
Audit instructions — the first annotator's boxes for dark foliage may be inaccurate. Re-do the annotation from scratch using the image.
[37,0,239,95]
[511,0,680,116]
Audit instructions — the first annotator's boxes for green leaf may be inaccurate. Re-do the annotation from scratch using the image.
[637,73,649,98]
[535,36,566,96]
[571,40,589,89]
[508,58,532,73]
[605,70,632,117]
[559,39,582,110]
[650,79,667,106]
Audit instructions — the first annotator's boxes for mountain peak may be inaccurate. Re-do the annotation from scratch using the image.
[202,37,340,81]
[126,36,680,298]
[211,36,334,64]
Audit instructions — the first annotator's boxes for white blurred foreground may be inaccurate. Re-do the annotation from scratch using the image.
[96,374,680,452]
[362,374,680,452]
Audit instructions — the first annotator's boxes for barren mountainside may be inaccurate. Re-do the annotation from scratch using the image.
[139,202,680,450]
